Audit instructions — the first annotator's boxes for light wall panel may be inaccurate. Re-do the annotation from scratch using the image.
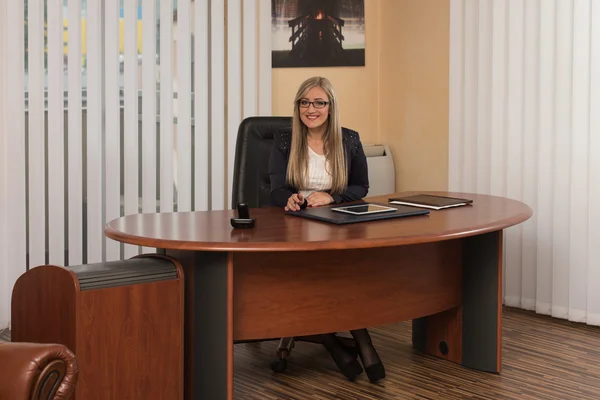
[243,0,258,120]
[193,0,209,211]
[450,0,600,325]
[228,0,242,207]
[0,0,272,329]
[27,0,46,267]
[258,0,272,115]
[535,0,556,315]
[489,0,506,198]
[161,0,175,213]
[551,0,573,319]
[142,0,157,216]
[1,0,27,328]
[475,0,492,195]
[47,0,65,266]
[504,0,524,308]
[105,0,121,262]
[67,0,83,266]
[86,0,103,263]
[569,0,591,322]
[588,1,600,325]
[123,0,140,258]
[519,0,540,310]
[177,0,192,212]
[141,0,158,254]
[462,0,478,193]
[448,0,464,192]
[210,0,225,210]
[0,0,7,328]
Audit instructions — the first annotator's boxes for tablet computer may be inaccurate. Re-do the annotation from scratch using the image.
[331,203,398,215]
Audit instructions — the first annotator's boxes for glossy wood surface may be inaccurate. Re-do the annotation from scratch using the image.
[76,279,183,399]
[104,192,532,252]
[423,306,463,364]
[232,242,462,341]
[11,266,79,354]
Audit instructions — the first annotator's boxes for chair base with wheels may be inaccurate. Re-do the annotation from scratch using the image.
[271,335,358,372]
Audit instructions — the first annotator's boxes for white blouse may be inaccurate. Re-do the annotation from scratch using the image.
[299,146,332,199]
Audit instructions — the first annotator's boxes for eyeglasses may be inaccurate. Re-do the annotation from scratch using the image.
[298,99,330,109]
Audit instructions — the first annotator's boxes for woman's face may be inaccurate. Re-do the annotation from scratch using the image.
[299,86,330,131]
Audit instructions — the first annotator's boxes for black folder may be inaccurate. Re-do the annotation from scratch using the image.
[285,203,429,225]
[388,194,473,210]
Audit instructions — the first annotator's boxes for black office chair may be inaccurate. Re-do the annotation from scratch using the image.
[231,116,291,209]
[231,116,357,372]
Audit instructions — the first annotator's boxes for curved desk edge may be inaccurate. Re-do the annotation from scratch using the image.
[104,210,532,252]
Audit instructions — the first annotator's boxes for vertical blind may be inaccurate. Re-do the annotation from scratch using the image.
[0,0,272,328]
[1,0,27,330]
[449,0,600,325]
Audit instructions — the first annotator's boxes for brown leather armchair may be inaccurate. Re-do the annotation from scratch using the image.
[0,342,78,400]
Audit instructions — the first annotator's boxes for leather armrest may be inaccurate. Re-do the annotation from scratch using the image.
[0,342,78,400]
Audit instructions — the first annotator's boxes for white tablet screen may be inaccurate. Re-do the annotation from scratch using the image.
[331,204,397,215]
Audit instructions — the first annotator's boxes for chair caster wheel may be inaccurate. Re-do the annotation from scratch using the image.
[270,358,287,373]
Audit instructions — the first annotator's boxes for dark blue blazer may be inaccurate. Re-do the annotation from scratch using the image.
[268,127,370,208]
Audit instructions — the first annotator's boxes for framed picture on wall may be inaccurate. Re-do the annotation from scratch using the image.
[271,0,365,68]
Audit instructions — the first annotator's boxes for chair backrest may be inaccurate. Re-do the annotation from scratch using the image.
[231,116,292,209]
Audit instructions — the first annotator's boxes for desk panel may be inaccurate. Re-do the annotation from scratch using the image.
[233,240,462,341]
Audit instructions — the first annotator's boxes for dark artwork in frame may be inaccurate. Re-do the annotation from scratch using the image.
[271,0,366,68]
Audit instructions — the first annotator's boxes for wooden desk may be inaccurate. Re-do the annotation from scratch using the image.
[105,192,532,400]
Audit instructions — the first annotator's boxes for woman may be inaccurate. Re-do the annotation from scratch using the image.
[268,76,385,383]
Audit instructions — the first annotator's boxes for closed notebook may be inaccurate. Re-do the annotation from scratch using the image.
[388,194,473,210]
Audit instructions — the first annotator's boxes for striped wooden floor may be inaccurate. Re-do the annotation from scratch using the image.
[3,308,600,399]
[233,308,600,400]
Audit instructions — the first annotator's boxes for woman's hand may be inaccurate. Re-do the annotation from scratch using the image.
[285,193,304,211]
[306,192,334,207]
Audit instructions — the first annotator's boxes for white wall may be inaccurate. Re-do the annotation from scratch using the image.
[449,0,600,324]
[0,0,272,328]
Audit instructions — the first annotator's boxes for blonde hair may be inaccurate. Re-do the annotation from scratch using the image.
[287,76,347,194]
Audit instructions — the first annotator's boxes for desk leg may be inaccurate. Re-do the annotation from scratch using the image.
[168,250,234,400]
[413,230,503,373]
